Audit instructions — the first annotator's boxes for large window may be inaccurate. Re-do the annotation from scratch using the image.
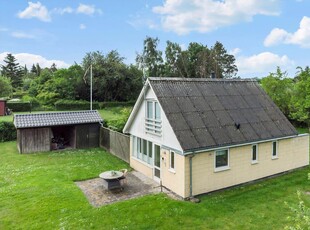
[272,141,278,159]
[215,149,229,171]
[170,151,175,171]
[252,144,258,164]
[145,100,162,135]
[132,136,154,165]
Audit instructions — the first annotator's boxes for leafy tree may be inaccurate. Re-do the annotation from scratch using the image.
[0,75,12,97]
[261,67,294,117]
[165,41,183,77]
[1,53,23,88]
[290,66,310,127]
[82,50,143,102]
[136,37,164,78]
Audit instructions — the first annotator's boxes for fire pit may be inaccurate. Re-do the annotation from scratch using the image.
[99,171,124,190]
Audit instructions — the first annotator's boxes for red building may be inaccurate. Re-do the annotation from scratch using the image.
[0,100,6,116]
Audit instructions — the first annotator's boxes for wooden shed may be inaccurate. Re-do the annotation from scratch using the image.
[14,110,103,154]
[0,100,6,116]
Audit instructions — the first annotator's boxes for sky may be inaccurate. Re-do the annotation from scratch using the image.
[0,0,309,78]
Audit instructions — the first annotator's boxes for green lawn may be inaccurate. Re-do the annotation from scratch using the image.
[0,142,309,229]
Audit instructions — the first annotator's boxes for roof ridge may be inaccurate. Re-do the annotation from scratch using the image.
[148,77,257,82]
[14,110,98,117]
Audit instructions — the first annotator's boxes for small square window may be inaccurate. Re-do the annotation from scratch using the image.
[215,149,229,171]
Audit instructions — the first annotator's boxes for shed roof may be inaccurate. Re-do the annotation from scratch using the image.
[14,110,103,129]
[148,77,298,152]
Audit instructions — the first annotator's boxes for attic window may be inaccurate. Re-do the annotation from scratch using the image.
[145,100,162,135]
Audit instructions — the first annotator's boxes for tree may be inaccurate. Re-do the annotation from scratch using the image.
[261,67,294,117]
[164,41,183,77]
[290,66,310,127]
[1,53,23,88]
[0,75,12,97]
[50,63,57,72]
[35,63,41,76]
[210,42,238,78]
[31,64,37,74]
[136,36,164,78]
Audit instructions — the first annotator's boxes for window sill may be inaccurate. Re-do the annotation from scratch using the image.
[272,156,279,160]
[168,168,176,174]
[251,161,258,165]
[214,166,230,172]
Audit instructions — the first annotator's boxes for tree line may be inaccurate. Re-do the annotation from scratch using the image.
[0,37,237,107]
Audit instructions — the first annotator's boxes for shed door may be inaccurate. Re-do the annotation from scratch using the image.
[88,124,99,148]
[76,124,100,149]
[76,124,89,149]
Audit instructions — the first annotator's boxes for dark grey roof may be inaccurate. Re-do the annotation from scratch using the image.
[149,77,298,152]
[14,110,103,129]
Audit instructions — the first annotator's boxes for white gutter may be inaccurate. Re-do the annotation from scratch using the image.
[183,133,309,155]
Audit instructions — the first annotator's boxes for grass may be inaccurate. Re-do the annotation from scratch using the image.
[0,142,310,229]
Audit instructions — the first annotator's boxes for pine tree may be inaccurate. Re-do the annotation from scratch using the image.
[31,64,37,74]
[36,63,41,76]
[1,53,23,88]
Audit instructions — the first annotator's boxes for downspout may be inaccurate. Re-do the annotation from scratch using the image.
[189,153,195,198]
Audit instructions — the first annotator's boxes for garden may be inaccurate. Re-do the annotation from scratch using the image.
[0,141,309,229]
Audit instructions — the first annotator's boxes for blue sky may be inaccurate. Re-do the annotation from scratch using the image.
[0,0,309,78]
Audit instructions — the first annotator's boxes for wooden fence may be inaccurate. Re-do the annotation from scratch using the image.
[100,127,130,163]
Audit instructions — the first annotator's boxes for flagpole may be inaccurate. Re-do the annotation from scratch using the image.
[90,64,93,110]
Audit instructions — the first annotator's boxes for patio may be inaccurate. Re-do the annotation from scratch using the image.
[76,171,182,207]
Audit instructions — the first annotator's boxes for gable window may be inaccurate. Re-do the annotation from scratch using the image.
[272,141,278,159]
[215,149,229,171]
[252,144,258,164]
[145,100,162,135]
[170,151,175,171]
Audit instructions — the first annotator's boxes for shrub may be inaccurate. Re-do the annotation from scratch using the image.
[106,107,131,132]
[7,101,31,112]
[55,99,100,111]
[0,121,16,142]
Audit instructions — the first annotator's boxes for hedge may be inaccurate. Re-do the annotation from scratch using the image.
[0,121,16,142]
[7,101,40,112]
[55,100,100,111]
[55,100,135,111]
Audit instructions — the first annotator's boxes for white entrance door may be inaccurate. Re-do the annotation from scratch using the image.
[154,144,161,182]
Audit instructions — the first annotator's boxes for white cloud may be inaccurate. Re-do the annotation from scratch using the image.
[18,1,51,22]
[77,4,95,15]
[264,16,310,48]
[52,7,74,15]
[80,24,86,30]
[152,0,280,34]
[229,48,241,56]
[236,52,295,77]
[0,52,70,69]
[11,32,36,39]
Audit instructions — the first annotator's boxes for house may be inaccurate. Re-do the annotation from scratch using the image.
[14,110,103,154]
[123,78,309,198]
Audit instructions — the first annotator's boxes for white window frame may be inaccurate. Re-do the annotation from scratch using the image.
[169,150,176,173]
[145,100,162,136]
[251,144,258,164]
[214,149,230,172]
[132,136,154,166]
[272,141,278,159]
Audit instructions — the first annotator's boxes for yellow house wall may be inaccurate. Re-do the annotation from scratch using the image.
[160,148,186,198]
[184,135,309,197]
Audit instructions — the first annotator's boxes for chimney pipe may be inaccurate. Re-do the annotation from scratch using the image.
[211,71,216,79]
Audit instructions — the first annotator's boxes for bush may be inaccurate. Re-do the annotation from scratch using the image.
[106,107,131,132]
[0,121,16,142]
[7,101,31,112]
[55,99,100,111]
